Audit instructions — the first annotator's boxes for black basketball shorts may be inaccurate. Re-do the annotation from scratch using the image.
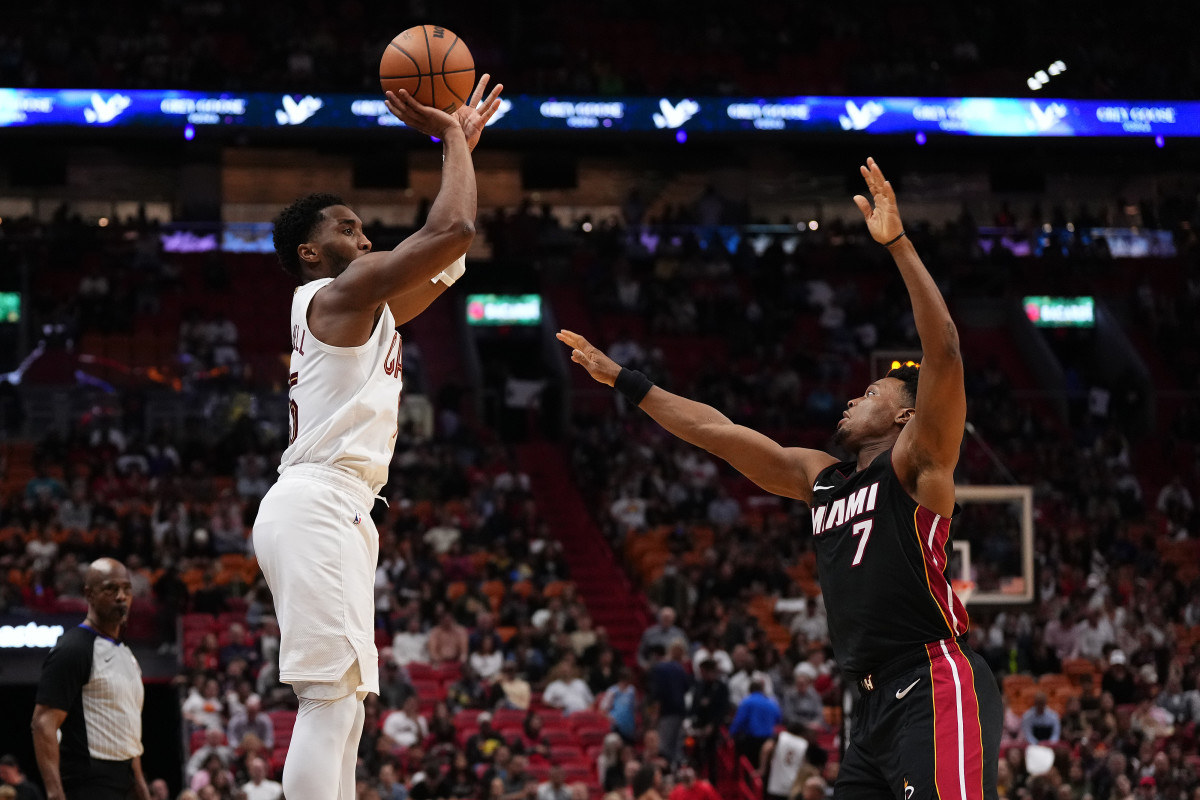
[835,637,1002,800]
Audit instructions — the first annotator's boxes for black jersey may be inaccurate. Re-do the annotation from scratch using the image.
[809,449,968,680]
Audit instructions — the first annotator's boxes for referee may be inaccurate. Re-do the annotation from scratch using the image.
[31,558,152,800]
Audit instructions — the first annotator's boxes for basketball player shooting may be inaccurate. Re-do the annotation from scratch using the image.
[558,158,1002,800]
[252,76,502,800]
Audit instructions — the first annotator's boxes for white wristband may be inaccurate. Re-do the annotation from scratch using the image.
[431,253,467,286]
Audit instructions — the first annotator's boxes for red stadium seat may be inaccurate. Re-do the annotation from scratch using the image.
[564,764,594,782]
[575,726,611,748]
[543,728,577,745]
[268,710,297,732]
[411,680,444,701]
[493,708,525,729]
[407,662,437,680]
[550,744,584,761]
[539,710,570,729]
[455,709,484,727]
[568,711,610,731]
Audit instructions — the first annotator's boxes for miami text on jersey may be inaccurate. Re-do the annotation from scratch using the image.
[810,481,880,535]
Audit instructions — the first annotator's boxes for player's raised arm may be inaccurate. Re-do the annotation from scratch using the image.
[384,75,505,326]
[316,90,477,324]
[557,330,837,503]
[853,157,965,512]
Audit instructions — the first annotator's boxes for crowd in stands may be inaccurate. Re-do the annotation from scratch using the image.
[2,168,1200,800]
[0,387,737,799]
[2,0,1198,98]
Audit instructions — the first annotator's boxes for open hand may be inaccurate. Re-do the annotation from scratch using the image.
[384,89,461,139]
[852,157,906,245]
[556,329,621,387]
[455,74,505,152]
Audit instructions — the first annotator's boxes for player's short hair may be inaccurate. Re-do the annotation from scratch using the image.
[885,364,920,407]
[273,192,346,279]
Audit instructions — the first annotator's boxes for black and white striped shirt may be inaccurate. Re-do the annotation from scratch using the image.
[36,624,144,782]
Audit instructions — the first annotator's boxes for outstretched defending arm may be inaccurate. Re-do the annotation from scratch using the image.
[556,330,837,503]
[853,157,964,515]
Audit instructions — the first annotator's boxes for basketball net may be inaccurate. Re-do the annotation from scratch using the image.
[951,579,975,605]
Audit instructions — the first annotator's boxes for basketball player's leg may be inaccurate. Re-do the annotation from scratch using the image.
[879,644,999,800]
[284,661,366,800]
[341,698,367,798]
[833,739,894,800]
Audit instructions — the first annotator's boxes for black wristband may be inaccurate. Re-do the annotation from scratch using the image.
[883,230,907,247]
[615,368,654,405]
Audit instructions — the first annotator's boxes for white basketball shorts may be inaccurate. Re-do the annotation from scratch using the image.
[253,463,380,695]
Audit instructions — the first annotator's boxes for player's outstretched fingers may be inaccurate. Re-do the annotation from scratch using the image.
[468,74,492,107]
[479,84,505,121]
[853,195,873,220]
[556,330,590,351]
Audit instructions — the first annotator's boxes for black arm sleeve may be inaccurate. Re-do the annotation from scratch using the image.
[36,626,93,710]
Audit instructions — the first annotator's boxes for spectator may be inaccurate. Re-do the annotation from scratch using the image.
[0,755,41,800]
[375,763,407,800]
[597,734,624,786]
[470,635,504,681]
[728,646,775,706]
[587,648,620,694]
[446,663,489,713]
[637,608,688,671]
[781,667,825,730]
[227,695,274,750]
[543,661,595,715]
[647,642,691,767]
[729,679,781,765]
[689,659,730,782]
[631,763,664,800]
[1072,608,1115,660]
[382,696,427,750]
[690,636,733,678]
[786,597,829,644]
[497,660,532,710]
[1102,650,1137,705]
[706,487,741,527]
[437,751,479,799]
[761,724,811,800]
[502,755,534,800]
[378,658,415,710]
[1020,692,1061,746]
[599,668,639,742]
[647,564,693,622]
[470,612,505,654]
[392,615,429,666]
[189,752,235,794]
[466,714,507,765]
[185,729,234,781]
[536,765,571,800]
[427,611,469,665]
[513,712,552,763]
[240,756,282,800]
[668,765,720,800]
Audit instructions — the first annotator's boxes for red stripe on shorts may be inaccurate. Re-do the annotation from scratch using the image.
[925,640,986,800]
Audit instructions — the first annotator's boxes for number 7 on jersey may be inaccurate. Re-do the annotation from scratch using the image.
[851,519,873,566]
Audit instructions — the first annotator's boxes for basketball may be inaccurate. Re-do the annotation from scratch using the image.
[380,25,475,113]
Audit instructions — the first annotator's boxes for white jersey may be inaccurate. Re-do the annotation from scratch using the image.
[279,278,403,494]
[767,731,809,797]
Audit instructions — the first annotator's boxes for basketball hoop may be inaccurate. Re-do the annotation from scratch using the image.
[951,579,975,605]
